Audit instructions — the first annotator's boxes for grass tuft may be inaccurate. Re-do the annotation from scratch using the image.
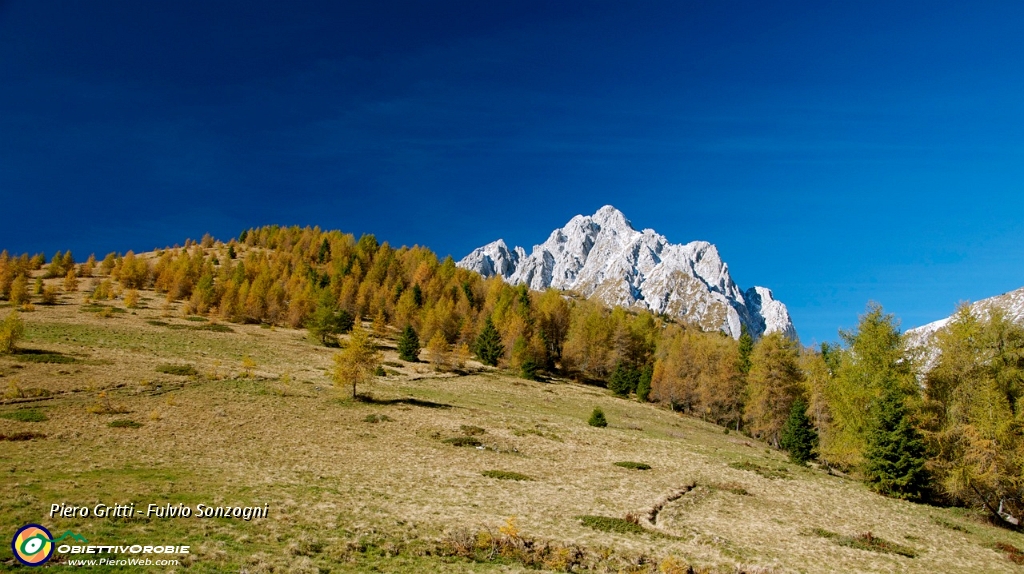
[931,517,969,533]
[812,529,916,558]
[577,515,648,536]
[109,419,143,428]
[613,461,651,470]
[729,460,789,479]
[460,424,486,436]
[481,470,533,481]
[363,414,393,423]
[442,436,482,447]
[156,364,198,376]
[0,409,48,422]
[194,323,233,332]
[708,482,750,496]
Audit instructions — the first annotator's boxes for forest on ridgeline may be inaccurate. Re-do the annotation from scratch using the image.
[2,224,1023,526]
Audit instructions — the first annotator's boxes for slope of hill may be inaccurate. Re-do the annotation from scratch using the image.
[3,277,1023,572]
[458,206,797,340]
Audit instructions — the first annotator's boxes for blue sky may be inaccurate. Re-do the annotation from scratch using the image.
[1,1,1023,344]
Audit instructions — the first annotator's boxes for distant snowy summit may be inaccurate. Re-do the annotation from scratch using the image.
[906,286,1024,359]
[457,205,797,340]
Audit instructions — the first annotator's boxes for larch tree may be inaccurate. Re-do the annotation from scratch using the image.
[821,303,916,470]
[926,306,1024,523]
[332,324,382,399]
[744,332,803,446]
[0,311,24,354]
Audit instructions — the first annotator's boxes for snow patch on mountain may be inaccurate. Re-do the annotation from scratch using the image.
[457,205,797,340]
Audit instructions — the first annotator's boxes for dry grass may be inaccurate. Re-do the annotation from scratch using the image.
[3,286,1024,572]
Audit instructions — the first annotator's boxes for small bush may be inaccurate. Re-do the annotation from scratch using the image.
[460,424,486,436]
[124,289,140,309]
[443,436,482,447]
[156,364,198,376]
[109,419,143,428]
[0,431,46,441]
[708,482,750,496]
[481,470,533,481]
[0,409,48,422]
[588,407,607,428]
[373,365,386,376]
[40,285,59,305]
[614,461,651,470]
[363,414,392,423]
[577,515,647,535]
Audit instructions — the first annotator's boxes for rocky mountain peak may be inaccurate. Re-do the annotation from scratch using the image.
[457,206,797,340]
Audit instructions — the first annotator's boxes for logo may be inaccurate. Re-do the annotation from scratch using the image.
[11,525,87,567]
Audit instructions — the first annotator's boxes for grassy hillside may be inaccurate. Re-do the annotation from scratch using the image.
[2,283,1024,573]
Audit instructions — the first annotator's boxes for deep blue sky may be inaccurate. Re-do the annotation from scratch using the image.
[2,1,1023,344]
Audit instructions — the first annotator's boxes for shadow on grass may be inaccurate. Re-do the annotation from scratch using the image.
[354,394,453,409]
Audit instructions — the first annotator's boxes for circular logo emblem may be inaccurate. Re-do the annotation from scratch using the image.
[12,524,54,567]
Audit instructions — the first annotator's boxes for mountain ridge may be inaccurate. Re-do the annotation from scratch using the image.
[906,285,1024,362]
[457,205,797,340]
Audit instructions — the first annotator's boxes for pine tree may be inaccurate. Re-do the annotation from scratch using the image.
[608,361,639,396]
[588,407,608,428]
[863,387,928,501]
[636,363,653,402]
[397,325,421,362]
[780,398,818,464]
[475,315,504,367]
[306,292,354,346]
[738,325,754,375]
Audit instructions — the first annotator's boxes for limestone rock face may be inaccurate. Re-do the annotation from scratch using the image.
[458,205,796,340]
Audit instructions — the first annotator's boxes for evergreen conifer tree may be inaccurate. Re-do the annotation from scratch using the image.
[608,361,639,396]
[475,315,504,366]
[588,407,608,427]
[306,292,354,346]
[636,363,653,402]
[738,325,754,375]
[520,357,538,380]
[397,325,420,362]
[863,387,928,500]
[779,398,818,464]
